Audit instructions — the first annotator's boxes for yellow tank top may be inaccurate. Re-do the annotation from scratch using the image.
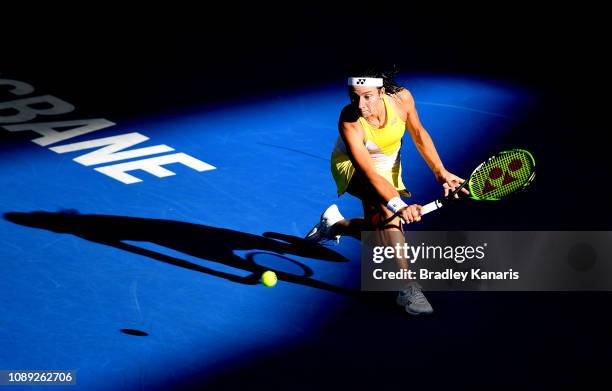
[331,94,410,197]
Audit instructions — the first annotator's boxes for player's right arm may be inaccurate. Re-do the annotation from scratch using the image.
[338,106,421,223]
[338,106,400,204]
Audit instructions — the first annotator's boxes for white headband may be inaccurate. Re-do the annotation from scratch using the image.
[347,77,384,87]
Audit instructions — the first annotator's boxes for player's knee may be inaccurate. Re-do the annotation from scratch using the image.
[368,207,395,229]
[376,203,394,220]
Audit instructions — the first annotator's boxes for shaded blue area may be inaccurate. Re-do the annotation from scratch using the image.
[0,75,531,390]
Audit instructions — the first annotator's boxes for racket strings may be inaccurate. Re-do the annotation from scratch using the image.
[470,151,535,200]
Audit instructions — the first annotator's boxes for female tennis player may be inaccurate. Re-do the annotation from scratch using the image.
[305,70,468,315]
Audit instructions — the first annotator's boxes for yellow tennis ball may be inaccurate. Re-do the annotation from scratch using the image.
[261,271,277,287]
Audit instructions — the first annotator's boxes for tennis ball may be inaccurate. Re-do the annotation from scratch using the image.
[261,270,277,287]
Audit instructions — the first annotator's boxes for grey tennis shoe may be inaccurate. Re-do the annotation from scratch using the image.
[396,282,434,315]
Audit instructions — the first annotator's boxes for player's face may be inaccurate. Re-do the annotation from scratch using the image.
[349,86,383,117]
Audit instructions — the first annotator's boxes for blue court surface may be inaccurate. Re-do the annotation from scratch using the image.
[1,11,612,390]
[1,72,610,390]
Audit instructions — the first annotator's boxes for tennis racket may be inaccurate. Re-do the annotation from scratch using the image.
[420,148,536,215]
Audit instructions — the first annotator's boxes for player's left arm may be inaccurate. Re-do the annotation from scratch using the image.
[397,88,469,197]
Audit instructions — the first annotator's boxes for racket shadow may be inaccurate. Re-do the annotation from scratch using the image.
[4,210,354,295]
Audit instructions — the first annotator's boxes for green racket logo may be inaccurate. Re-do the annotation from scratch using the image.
[469,149,535,201]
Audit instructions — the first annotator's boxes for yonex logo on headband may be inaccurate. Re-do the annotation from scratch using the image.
[348,77,384,87]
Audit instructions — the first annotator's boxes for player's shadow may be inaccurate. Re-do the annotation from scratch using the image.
[4,210,356,295]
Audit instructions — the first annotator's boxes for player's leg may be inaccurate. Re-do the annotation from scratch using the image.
[327,170,375,240]
[305,171,369,243]
[363,197,409,271]
[306,171,404,241]
[363,195,433,315]
[328,217,366,240]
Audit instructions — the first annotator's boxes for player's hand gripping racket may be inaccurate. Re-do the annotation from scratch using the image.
[420,148,536,215]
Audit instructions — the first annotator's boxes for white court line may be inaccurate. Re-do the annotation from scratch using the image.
[416,101,510,118]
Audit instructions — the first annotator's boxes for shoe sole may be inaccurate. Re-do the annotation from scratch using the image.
[405,307,434,315]
[397,298,434,315]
